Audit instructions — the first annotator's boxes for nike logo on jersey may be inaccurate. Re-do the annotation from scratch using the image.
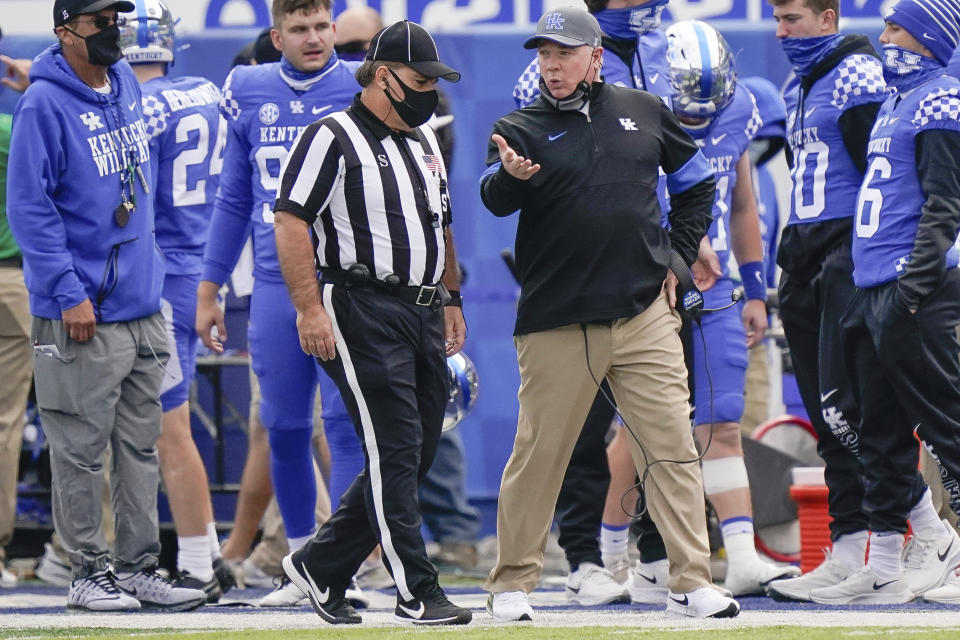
[649,72,660,85]
[398,600,426,618]
[939,539,955,562]
[873,579,896,590]
[669,594,689,606]
[302,562,329,603]
[805,106,817,118]
[820,388,838,403]
[711,133,727,145]
[312,105,333,115]
[128,102,137,111]
[548,131,567,141]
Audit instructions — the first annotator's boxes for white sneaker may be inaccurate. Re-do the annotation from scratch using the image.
[766,549,854,602]
[629,558,668,604]
[346,578,370,609]
[241,557,280,589]
[0,566,17,588]
[35,542,72,587]
[68,571,141,612]
[923,564,960,604]
[115,567,207,611]
[565,562,629,605]
[486,591,534,621]
[723,556,801,596]
[666,586,740,618]
[809,566,914,605]
[601,551,631,584]
[257,575,308,607]
[902,521,960,595]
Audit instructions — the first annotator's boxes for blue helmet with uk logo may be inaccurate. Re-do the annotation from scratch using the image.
[665,20,737,126]
[119,0,176,65]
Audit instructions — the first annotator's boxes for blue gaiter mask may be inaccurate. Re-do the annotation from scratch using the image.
[882,45,944,92]
[780,34,843,76]
[595,0,669,40]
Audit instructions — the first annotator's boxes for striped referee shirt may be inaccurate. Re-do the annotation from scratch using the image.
[274,95,450,287]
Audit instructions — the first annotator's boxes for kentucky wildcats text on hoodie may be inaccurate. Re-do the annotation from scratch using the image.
[7,44,162,323]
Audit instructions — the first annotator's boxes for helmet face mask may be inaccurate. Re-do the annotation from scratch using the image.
[665,20,737,127]
[119,0,175,65]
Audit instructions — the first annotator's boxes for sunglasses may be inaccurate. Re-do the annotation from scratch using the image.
[72,14,127,30]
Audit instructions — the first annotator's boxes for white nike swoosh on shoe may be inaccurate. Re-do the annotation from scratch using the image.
[301,562,329,603]
[398,601,425,618]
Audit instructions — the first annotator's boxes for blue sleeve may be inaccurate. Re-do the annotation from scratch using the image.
[666,152,714,194]
[6,102,88,311]
[201,115,254,285]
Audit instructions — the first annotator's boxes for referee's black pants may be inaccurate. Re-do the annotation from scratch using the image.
[292,284,447,602]
[840,271,960,533]
[779,240,869,539]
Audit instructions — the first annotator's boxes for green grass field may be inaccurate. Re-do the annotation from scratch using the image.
[4,628,960,640]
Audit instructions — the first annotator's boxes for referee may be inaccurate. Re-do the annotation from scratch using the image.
[272,20,470,626]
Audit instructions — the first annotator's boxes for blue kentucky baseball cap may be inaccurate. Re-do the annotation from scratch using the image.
[524,6,602,49]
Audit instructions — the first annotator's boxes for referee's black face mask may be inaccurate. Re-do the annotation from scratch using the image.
[384,68,438,128]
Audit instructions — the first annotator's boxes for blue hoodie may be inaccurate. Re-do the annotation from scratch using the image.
[7,45,163,322]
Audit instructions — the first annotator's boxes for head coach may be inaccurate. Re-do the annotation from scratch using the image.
[480,6,740,621]
[271,20,471,627]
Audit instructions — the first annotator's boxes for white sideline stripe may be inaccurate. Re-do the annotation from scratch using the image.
[321,283,414,602]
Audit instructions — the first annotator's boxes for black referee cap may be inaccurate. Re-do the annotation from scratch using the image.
[54,0,135,27]
[366,20,460,82]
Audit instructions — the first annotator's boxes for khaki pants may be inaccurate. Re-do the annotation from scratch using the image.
[0,267,31,564]
[741,341,770,436]
[486,292,712,594]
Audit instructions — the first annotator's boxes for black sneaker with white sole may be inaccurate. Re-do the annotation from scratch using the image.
[213,558,237,595]
[174,570,223,604]
[281,553,361,624]
[394,583,472,626]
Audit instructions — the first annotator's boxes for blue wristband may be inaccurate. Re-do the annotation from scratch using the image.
[740,261,767,301]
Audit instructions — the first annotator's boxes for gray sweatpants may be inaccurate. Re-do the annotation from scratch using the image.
[32,312,168,577]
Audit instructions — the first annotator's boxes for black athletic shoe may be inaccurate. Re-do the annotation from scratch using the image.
[281,554,361,624]
[394,583,472,626]
[213,558,237,596]
[174,570,223,604]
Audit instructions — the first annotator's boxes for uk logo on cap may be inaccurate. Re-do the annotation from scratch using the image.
[545,13,565,30]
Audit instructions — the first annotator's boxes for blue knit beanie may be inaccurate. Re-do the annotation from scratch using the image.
[885,0,960,65]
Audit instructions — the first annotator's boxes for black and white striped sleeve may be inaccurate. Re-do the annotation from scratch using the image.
[274,120,344,224]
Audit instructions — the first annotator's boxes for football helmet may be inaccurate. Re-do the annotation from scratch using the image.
[665,20,737,125]
[443,352,479,432]
[119,0,176,65]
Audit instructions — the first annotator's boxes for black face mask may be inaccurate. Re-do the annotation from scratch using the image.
[66,23,123,67]
[335,40,368,62]
[385,68,438,128]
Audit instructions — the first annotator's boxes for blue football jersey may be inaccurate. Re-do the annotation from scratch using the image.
[142,75,223,275]
[852,75,960,287]
[684,85,762,280]
[513,29,672,108]
[783,53,887,226]
[209,57,360,283]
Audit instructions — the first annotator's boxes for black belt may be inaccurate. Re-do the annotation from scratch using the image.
[0,256,23,268]
[321,268,443,307]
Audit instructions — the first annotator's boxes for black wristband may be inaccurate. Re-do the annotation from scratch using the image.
[445,290,463,307]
